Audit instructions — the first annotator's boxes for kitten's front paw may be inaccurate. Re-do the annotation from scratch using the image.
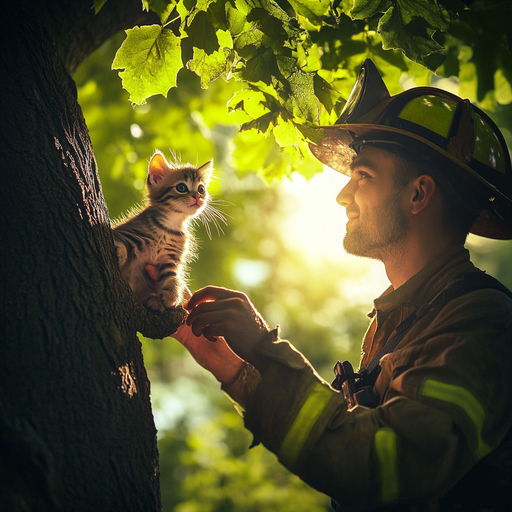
[145,296,165,313]
[160,289,179,309]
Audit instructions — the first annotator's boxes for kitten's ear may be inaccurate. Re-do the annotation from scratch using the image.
[147,151,170,187]
[198,159,213,182]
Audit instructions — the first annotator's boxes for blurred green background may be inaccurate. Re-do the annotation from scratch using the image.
[74,33,512,512]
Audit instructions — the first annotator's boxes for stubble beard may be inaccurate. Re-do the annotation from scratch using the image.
[343,192,409,262]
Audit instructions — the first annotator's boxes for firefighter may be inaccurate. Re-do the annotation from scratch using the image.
[174,60,512,511]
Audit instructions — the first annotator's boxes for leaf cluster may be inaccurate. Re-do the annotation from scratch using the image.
[102,0,512,180]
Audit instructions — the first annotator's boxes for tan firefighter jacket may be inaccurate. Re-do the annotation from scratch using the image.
[223,244,512,510]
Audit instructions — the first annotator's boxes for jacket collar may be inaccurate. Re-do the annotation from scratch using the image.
[372,244,475,315]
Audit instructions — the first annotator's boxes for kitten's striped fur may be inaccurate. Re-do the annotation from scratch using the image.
[113,150,213,311]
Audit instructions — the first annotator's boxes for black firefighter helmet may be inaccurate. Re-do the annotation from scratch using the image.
[310,59,512,240]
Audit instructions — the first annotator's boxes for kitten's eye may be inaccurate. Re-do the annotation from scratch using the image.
[176,183,188,193]
[198,185,206,195]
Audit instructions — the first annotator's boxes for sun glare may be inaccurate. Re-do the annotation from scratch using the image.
[278,168,391,303]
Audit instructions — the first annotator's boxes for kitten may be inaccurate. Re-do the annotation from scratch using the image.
[113,150,213,312]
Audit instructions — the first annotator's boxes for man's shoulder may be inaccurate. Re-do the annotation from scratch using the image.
[431,277,512,330]
[435,271,512,310]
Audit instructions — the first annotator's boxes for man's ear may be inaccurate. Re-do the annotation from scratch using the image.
[410,175,438,215]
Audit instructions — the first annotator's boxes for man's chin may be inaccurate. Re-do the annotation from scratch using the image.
[343,233,377,260]
[344,230,363,255]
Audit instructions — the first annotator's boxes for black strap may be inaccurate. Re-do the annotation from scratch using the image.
[361,272,512,379]
[364,313,417,375]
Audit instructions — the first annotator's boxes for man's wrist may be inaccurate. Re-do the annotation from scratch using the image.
[221,361,262,409]
[215,358,244,386]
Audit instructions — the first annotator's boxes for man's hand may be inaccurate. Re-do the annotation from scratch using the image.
[185,286,270,363]
[173,323,244,385]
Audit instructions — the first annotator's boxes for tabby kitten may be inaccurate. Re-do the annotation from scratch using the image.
[113,150,213,312]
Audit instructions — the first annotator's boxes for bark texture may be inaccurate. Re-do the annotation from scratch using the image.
[0,1,185,510]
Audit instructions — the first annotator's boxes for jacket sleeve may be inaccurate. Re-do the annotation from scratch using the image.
[241,289,512,510]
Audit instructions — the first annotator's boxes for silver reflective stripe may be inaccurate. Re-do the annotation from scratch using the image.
[421,379,493,459]
[278,382,334,468]
[374,427,399,503]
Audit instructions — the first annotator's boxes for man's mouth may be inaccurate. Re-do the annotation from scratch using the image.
[346,207,359,221]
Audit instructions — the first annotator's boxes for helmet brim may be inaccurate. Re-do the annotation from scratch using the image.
[310,124,512,240]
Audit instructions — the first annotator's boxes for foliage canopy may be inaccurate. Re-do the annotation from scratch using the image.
[101,0,512,180]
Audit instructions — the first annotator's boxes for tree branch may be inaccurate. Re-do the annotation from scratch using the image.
[138,305,188,339]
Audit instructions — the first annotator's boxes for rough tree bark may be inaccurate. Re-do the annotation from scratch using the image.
[0,1,186,510]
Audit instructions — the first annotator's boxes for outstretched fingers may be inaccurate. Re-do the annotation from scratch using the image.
[184,286,270,361]
[186,297,247,337]
[186,286,248,310]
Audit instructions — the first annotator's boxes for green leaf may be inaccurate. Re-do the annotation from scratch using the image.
[273,116,300,147]
[246,8,290,53]
[185,10,220,54]
[207,0,229,31]
[234,0,252,16]
[240,111,279,135]
[350,0,384,20]
[217,29,233,49]
[93,0,108,14]
[396,0,450,32]
[226,2,247,35]
[112,25,183,104]
[194,0,216,13]
[378,5,445,69]
[295,123,326,144]
[233,22,264,59]
[276,54,297,79]
[313,74,339,113]
[287,0,331,27]
[176,0,193,22]
[142,0,177,23]
[285,70,318,123]
[188,47,232,88]
[227,88,269,118]
[243,50,276,84]
[244,80,279,101]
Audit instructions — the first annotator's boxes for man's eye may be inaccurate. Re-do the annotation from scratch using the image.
[357,172,370,182]
[176,183,188,193]
[198,185,205,194]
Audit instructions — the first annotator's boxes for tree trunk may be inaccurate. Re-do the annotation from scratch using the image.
[0,1,185,510]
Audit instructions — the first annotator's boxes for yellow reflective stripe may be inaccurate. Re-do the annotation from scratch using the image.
[374,427,399,503]
[278,382,333,468]
[421,379,493,459]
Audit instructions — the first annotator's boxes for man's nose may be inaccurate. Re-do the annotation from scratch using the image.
[336,179,356,206]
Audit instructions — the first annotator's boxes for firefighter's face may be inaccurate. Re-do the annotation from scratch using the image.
[337,146,409,261]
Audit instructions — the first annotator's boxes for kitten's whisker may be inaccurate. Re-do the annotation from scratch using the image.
[205,206,229,225]
[200,213,216,239]
[210,198,234,207]
[200,206,226,237]
[205,203,231,222]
